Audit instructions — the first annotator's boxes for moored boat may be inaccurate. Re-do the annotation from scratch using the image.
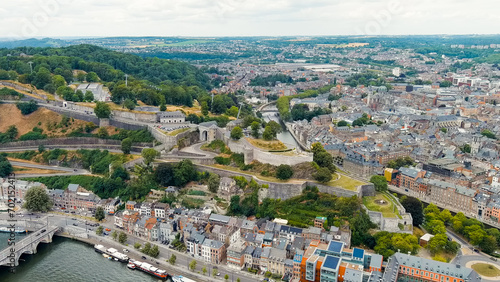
[129,260,168,280]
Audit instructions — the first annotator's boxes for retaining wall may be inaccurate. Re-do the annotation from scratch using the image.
[194,165,359,201]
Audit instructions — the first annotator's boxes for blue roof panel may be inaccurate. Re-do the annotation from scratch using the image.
[353,248,364,259]
[327,241,343,253]
[323,255,340,270]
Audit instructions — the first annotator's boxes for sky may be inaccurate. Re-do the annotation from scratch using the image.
[1,0,499,39]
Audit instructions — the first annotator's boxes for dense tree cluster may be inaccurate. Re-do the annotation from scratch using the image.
[0,153,13,177]
[24,186,53,212]
[373,231,420,259]
[386,157,416,169]
[291,104,332,122]
[154,160,199,188]
[369,175,388,192]
[16,100,38,115]
[423,203,498,255]
[0,45,211,107]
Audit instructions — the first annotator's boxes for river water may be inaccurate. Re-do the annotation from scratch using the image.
[0,233,166,282]
[262,112,300,149]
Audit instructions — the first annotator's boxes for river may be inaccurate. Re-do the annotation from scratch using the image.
[0,233,167,282]
[262,112,300,149]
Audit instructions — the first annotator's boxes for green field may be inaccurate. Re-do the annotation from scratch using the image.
[327,174,365,191]
[363,193,398,218]
[471,263,500,277]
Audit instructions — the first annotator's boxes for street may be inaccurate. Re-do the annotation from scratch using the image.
[0,211,262,282]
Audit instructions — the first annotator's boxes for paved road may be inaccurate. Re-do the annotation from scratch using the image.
[0,213,260,282]
[7,160,90,178]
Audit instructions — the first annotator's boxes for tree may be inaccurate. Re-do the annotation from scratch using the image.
[169,254,176,265]
[262,126,275,141]
[52,75,66,89]
[370,175,388,192]
[460,144,471,154]
[189,260,197,271]
[86,72,99,82]
[97,127,108,138]
[426,219,446,235]
[149,244,160,258]
[480,235,497,254]
[96,226,103,235]
[16,100,38,115]
[142,242,151,254]
[401,196,424,226]
[276,164,293,180]
[224,274,229,281]
[118,231,127,244]
[237,278,241,282]
[121,138,132,154]
[201,101,209,116]
[94,102,111,119]
[84,91,94,102]
[208,173,220,193]
[314,167,333,183]
[111,230,118,241]
[142,148,159,167]
[212,269,218,277]
[33,67,51,89]
[267,121,282,136]
[439,209,453,225]
[95,206,105,221]
[134,242,141,249]
[124,99,136,110]
[439,81,452,88]
[24,186,52,212]
[202,266,207,275]
[159,103,167,112]
[337,120,348,127]
[250,121,260,138]
[230,126,243,140]
[440,128,447,134]
[428,233,449,255]
[0,154,13,177]
[481,129,496,139]
[226,106,239,117]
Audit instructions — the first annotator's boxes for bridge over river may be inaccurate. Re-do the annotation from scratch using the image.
[0,223,59,267]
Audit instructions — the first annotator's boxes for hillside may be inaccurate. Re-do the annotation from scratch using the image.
[0,104,112,138]
[0,45,212,108]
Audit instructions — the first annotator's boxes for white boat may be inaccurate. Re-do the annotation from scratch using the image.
[127,263,136,269]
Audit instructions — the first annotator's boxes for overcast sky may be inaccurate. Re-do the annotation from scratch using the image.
[2,0,499,39]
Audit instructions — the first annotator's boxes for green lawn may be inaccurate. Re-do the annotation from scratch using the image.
[471,263,500,277]
[326,174,365,191]
[363,193,398,218]
[166,127,190,136]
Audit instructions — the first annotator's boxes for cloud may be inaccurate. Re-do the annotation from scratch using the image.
[0,0,498,38]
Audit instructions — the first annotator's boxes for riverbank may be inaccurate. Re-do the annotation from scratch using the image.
[55,231,216,281]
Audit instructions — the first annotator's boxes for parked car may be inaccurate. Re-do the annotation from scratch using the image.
[141,256,147,260]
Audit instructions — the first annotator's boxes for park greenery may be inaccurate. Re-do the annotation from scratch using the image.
[24,186,53,212]
[0,45,211,108]
[0,87,23,98]
[95,206,105,221]
[0,153,13,177]
[228,185,375,247]
[370,175,388,192]
[386,157,416,169]
[290,103,332,122]
[16,100,38,115]
[276,84,336,121]
[423,203,499,256]
[400,196,424,226]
